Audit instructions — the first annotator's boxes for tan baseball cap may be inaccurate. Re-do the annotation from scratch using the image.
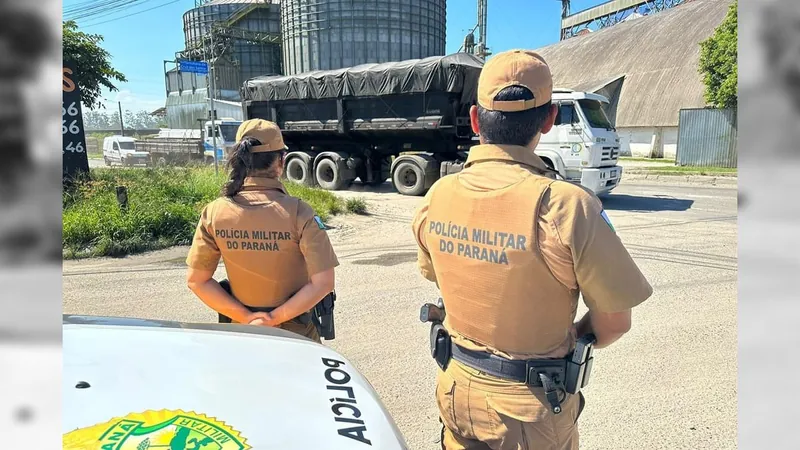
[235,119,288,153]
[477,49,553,112]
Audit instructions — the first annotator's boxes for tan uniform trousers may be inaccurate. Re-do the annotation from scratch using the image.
[279,319,320,343]
[436,360,584,450]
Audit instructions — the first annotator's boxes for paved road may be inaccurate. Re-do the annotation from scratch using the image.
[63,180,737,450]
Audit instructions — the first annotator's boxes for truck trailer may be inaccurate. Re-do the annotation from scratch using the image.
[241,53,621,196]
[136,119,241,166]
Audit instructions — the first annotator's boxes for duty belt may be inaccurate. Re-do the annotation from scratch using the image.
[420,298,596,415]
[216,279,312,326]
[450,343,568,414]
[217,279,336,340]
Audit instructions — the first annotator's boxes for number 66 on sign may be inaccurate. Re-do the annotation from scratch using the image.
[63,61,90,179]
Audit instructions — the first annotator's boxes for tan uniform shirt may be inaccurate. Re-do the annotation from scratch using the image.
[186,177,339,308]
[411,144,653,360]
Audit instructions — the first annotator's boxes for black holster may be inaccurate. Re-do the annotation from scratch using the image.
[217,279,334,340]
[311,290,336,340]
[420,298,451,370]
[430,323,452,371]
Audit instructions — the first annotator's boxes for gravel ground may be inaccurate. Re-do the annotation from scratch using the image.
[62,179,738,450]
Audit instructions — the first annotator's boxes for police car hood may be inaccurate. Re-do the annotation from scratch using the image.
[63,315,408,450]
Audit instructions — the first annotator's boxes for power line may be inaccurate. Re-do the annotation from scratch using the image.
[71,0,163,22]
[81,0,183,28]
[64,0,137,20]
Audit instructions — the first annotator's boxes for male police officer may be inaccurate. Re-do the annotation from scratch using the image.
[411,50,653,450]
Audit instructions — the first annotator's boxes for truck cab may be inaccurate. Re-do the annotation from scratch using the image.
[536,90,622,195]
[102,136,150,167]
[203,119,241,163]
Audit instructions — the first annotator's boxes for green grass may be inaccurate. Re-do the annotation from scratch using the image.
[632,165,737,176]
[345,197,368,215]
[63,166,355,259]
[619,157,673,163]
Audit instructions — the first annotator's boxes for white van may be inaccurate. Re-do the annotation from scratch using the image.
[102,136,150,167]
[535,89,622,195]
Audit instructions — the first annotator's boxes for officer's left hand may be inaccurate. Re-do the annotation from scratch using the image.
[247,312,275,327]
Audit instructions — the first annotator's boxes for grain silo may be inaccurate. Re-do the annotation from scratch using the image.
[181,0,283,92]
[281,0,447,75]
[167,0,282,128]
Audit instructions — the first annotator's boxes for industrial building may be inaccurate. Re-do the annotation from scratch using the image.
[537,0,734,158]
[163,0,446,129]
[281,0,446,75]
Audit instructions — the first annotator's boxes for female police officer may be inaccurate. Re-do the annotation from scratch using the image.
[185,119,339,342]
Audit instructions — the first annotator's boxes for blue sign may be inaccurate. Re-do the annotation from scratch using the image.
[179,60,209,74]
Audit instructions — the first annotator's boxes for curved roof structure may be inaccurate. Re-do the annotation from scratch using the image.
[535,0,735,128]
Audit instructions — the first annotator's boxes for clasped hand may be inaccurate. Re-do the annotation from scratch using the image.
[245,311,282,327]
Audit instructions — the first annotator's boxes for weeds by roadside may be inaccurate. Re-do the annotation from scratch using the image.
[345,197,368,215]
[629,165,737,176]
[63,167,357,259]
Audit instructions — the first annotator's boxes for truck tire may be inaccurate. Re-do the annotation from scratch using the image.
[315,158,348,191]
[285,157,314,186]
[393,161,426,196]
[155,156,168,167]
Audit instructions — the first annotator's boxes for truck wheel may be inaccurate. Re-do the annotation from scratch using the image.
[155,156,168,167]
[315,158,348,191]
[286,157,315,186]
[393,161,426,196]
[104,157,111,167]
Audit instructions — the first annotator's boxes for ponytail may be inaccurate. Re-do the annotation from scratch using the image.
[222,138,257,197]
[222,137,283,197]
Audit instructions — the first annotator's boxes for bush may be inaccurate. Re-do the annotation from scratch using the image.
[63,167,354,259]
[345,197,368,215]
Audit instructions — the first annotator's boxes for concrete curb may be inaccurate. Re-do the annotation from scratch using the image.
[622,172,738,187]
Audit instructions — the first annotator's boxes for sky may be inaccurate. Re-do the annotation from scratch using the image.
[63,0,605,113]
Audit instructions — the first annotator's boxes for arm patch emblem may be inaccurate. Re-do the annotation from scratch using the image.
[600,210,616,233]
[313,215,327,230]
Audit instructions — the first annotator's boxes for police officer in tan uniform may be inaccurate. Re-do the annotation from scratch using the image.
[186,119,339,342]
[411,50,653,450]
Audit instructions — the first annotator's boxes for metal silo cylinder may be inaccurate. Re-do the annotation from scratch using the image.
[281,0,447,75]
[182,0,283,91]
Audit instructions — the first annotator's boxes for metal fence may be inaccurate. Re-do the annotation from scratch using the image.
[676,107,738,168]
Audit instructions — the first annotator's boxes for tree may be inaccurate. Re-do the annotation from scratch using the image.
[698,0,737,109]
[62,20,127,110]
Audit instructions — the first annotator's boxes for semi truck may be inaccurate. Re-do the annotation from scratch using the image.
[241,53,621,196]
[135,119,242,166]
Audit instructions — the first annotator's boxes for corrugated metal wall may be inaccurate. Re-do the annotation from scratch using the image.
[676,108,738,168]
[165,90,244,129]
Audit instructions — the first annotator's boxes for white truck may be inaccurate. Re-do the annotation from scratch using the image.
[535,89,622,196]
[62,315,409,449]
[137,119,242,166]
[102,136,151,167]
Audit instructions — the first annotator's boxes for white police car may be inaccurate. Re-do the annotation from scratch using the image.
[62,315,408,449]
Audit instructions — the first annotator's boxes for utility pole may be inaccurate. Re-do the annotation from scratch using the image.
[118,101,124,136]
[208,26,219,175]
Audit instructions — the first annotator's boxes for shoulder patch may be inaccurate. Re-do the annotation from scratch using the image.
[600,210,616,233]
[313,215,327,230]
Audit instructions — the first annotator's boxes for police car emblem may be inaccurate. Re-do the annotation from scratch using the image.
[600,210,616,233]
[313,215,327,230]
[62,410,251,450]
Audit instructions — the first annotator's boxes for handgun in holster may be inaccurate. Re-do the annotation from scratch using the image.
[420,298,451,370]
[216,279,336,340]
[311,291,336,341]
